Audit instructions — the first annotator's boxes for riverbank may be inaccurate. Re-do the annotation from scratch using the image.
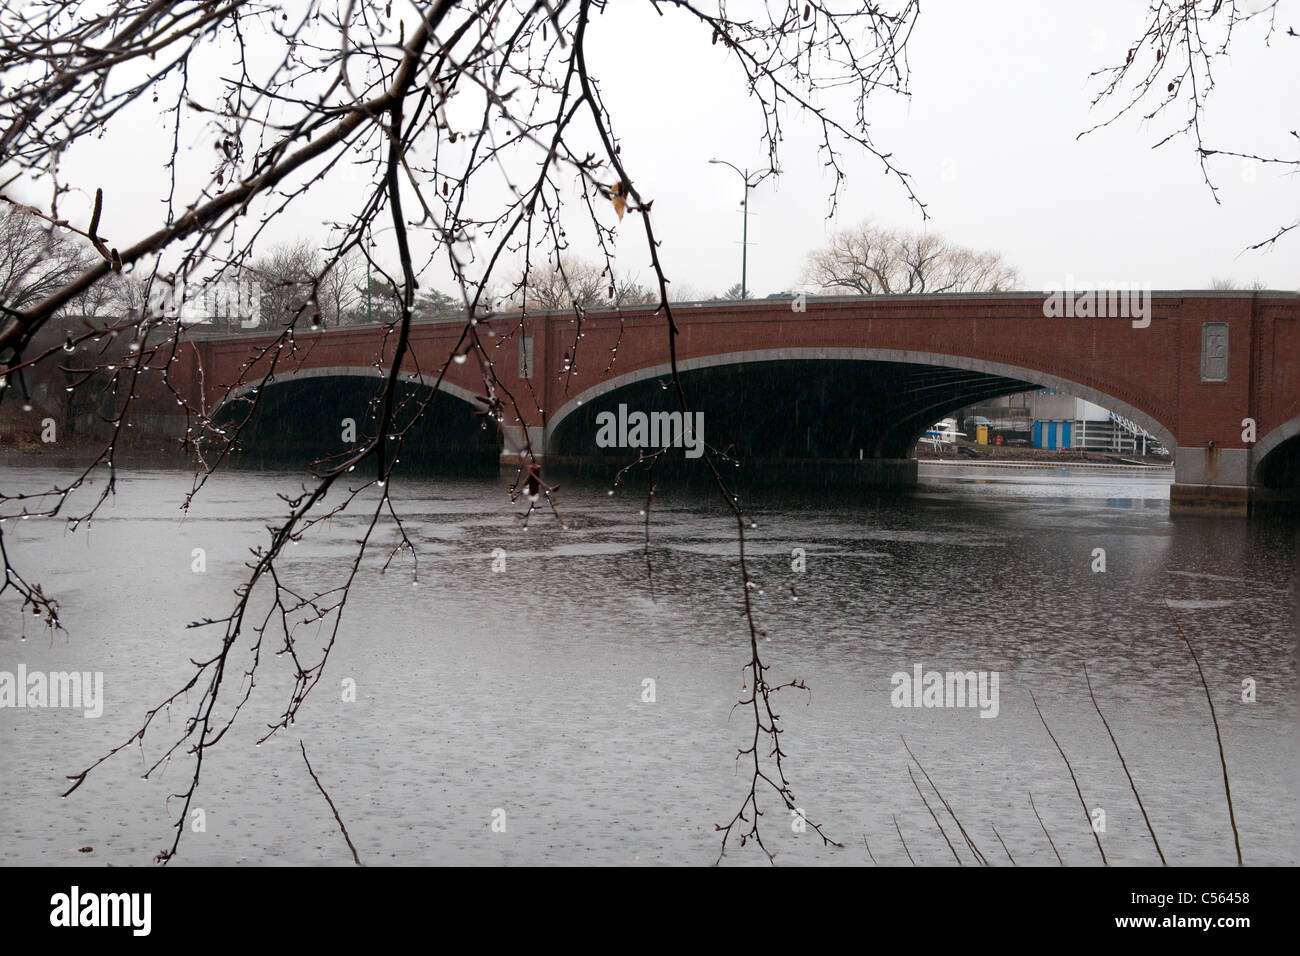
[919,441,1172,469]
[921,457,1172,471]
[0,437,187,470]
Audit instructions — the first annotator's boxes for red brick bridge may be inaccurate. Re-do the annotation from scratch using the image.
[176,291,1300,513]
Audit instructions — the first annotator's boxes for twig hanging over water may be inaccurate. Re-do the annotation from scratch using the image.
[990,824,1016,865]
[901,735,989,865]
[893,813,915,865]
[300,741,363,867]
[863,832,878,865]
[908,767,962,864]
[1164,602,1242,865]
[1083,662,1166,865]
[1032,692,1107,865]
[1029,791,1064,865]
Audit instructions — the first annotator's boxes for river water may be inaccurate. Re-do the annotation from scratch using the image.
[1,462,1295,866]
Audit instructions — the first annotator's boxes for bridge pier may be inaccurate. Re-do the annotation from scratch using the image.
[1170,445,1250,513]
[1168,444,1291,515]
[500,424,544,463]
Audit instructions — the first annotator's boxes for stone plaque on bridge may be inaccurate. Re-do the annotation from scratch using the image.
[1200,322,1229,382]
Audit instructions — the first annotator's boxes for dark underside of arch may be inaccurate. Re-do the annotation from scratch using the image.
[210,375,499,474]
[1257,434,1300,489]
[549,359,1037,462]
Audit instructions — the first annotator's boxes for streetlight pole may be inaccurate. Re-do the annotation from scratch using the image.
[741,174,750,298]
[708,158,772,299]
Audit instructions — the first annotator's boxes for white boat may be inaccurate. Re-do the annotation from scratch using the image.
[919,417,963,450]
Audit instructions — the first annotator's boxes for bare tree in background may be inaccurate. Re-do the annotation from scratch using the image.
[1209,277,1268,290]
[0,204,104,410]
[109,275,152,321]
[253,239,323,330]
[0,204,93,315]
[320,252,363,328]
[508,256,656,311]
[802,220,1020,295]
[665,282,718,303]
[254,240,374,331]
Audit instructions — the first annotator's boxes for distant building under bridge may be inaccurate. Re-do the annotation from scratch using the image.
[959,388,1167,454]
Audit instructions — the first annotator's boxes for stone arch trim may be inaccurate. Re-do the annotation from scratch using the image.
[544,348,1177,452]
[214,365,484,415]
[1253,413,1300,480]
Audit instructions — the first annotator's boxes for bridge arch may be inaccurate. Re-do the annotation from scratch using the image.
[211,366,498,472]
[544,347,1177,458]
[217,365,485,411]
[1254,414,1300,489]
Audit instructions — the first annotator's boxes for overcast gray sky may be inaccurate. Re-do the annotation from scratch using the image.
[26,0,1300,299]
[590,0,1298,295]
